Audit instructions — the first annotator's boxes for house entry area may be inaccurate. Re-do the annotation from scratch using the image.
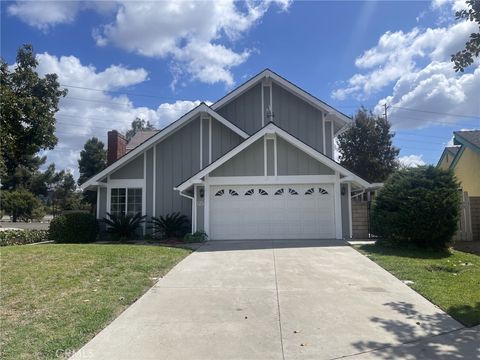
[209,184,335,240]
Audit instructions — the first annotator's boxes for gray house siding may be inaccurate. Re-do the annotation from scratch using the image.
[271,82,325,154]
[211,119,243,162]
[216,83,262,135]
[277,137,334,176]
[110,154,144,179]
[210,139,264,177]
[98,187,107,220]
[155,117,201,219]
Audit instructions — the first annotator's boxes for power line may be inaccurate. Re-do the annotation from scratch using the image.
[61,84,178,101]
[390,106,480,119]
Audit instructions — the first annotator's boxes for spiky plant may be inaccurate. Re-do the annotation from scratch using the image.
[149,212,191,239]
[102,212,146,241]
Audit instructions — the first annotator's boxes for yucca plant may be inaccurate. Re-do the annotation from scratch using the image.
[102,212,146,241]
[150,212,191,239]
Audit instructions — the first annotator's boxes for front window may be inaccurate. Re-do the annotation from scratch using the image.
[111,188,142,216]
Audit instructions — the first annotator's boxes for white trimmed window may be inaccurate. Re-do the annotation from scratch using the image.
[110,188,142,216]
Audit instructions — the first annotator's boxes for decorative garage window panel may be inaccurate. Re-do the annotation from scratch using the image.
[288,188,299,195]
[229,189,239,196]
[274,188,284,195]
[258,189,268,195]
[319,187,328,194]
[215,189,225,196]
[245,189,254,196]
[305,188,314,195]
[111,188,142,216]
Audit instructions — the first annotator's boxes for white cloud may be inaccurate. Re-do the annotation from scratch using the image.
[34,53,205,177]
[7,1,117,31]
[332,18,480,129]
[8,0,290,86]
[399,154,426,167]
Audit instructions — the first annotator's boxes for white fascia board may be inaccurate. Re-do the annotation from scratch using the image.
[176,123,371,191]
[80,103,247,190]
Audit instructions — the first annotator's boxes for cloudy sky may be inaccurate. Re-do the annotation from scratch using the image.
[2,0,479,176]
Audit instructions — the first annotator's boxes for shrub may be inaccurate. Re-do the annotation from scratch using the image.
[371,166,461,249]
[0,189,43,222]
[184,230,208,243]
[150,212,190,239]
[0,229,49,246]
[102,212,146,241]
[49,212,99,243]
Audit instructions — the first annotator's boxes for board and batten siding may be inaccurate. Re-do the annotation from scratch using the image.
[216,83,263,135]
[271,82,325,154]
[110,154,144,179]
[210,138,265,177]
[145,148,154,220]
[154,117,201,219]
[211,119,243,162]
[276,137,334,176]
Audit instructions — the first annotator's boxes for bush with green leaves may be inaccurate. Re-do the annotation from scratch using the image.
[102,212,146,241]
[371,166,461,249]
[0,189,44,222]
[184,230,208,243]
[150,212,191,239]
[49,212,99,243]
[0,229,49,246]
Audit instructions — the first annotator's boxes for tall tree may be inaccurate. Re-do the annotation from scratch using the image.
[78,137,107,185]
[125,117,155,141]
[451,0,480,72]
[337,108,399,183]
[0,44,67,189]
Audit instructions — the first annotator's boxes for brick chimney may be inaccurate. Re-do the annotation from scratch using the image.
[107,130,127,165]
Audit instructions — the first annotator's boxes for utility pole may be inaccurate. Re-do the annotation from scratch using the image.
[383,103,389,122]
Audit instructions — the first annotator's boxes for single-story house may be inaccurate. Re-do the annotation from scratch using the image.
[81,69,375,240]
[437,130,480,197]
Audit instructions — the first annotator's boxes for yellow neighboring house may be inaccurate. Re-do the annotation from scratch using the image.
[437,130,480,196]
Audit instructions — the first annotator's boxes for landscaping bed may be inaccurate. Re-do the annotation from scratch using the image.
[356,243,480,327]
[0,243,191,359]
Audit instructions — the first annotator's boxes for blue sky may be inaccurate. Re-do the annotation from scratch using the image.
[1,0,479,175]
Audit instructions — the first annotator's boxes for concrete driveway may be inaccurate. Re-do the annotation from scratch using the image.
[71,240,478,360]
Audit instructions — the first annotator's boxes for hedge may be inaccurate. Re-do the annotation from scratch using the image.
[0,229,49,246]
[49,212,99,243]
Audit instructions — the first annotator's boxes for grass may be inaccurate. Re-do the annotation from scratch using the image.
[0,243,191,360]
[356,243,480,327]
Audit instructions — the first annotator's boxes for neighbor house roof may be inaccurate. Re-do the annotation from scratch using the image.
[175,122,371,192]
[126,130,159,152]
[454,130,480,151]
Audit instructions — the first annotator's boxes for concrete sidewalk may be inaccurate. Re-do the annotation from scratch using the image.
[70,240,476,360]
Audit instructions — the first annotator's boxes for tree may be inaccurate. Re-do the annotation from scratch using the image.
[337,108,399,183]
[78,137,107,185]
[125,117,155,141]
[451,0,480,72]
[0,44,67,189]
[0,189,44,222]
[371,166,461,249]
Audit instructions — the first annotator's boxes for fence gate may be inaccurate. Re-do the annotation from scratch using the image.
[454,192,473,242]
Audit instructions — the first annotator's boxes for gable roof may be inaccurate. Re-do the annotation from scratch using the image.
[126,130,159,152]
[211,69,351,133]
[454,130,480,151]
[437,146,460,167]
[175,122,371,192]
[80,103,249,190]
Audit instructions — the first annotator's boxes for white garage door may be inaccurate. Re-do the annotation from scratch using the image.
[209,184,335,240]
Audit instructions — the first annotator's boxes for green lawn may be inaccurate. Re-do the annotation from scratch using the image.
[0,244,191,360]
[356,243,480,327]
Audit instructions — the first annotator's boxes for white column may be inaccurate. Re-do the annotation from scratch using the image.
[204,183,210,238]
[333,173,343,240]
[348,183,352,239]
